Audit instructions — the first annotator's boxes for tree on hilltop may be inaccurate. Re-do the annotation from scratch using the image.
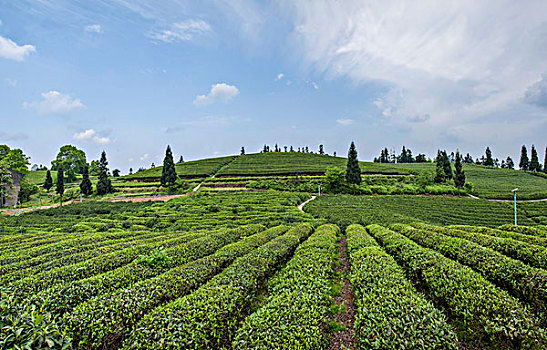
[484,147,494,166]
[519,145,529,170]
[530,145,541,172]
[454,151,465,188]
[240,147,245,155]
[161,145,178,187]
[346,141,361,192]
[96,151,113,195]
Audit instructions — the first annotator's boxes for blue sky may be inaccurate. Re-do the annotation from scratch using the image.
[1,0,546,172]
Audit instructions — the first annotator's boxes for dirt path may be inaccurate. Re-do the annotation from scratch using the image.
[467,194,547,202]
[327,236,356,350]
[297,195,317,212]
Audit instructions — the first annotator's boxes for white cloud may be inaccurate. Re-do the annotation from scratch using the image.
[24,91,84,115]
[336,118,355,126]
[4,78,17,87]
[275,73,284,81]
[140,153,149,161]
[84,24,103,33]
[149,19,211,43]
[525,73,547,108]
[193,83,239,106]
[287,0,547,142]
[311,81,319,90]
[0,35,36,61]
[73,129,111,145]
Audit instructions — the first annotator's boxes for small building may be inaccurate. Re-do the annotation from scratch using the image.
[1,168,21,207]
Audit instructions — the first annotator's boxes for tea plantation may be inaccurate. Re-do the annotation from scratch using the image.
[3,152,547,349]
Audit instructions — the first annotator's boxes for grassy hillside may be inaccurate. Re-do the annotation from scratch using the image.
[304,195,536,228]
[123,156,236,179]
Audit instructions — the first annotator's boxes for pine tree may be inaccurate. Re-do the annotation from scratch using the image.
[346,142,361,191]
[529,145,541,172]
[544,147,547,174]
[80,166,93,195]
[441,151,453,179]
[319,145,324,155]
[56,167,64,205]
[43,170,53,192]
[240,147,245,155]
[96,151,113,195]
[434,151,446,183]
[519,145,529,170]
[129,168,133,175]
[178,156,184,163]
[454,152,465,188]
[161,145,178,187]
[484,147,494,166]
[506,156,514,169]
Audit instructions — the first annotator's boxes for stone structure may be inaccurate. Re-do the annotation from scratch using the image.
[1,168,21,207]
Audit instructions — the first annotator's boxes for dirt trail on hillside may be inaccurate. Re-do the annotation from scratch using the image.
[297,195,317,212]
[327,236,357,350]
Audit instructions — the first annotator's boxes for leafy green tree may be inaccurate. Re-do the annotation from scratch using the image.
[346,142,361,191]
[454,151,465,188]
[56,167,64,205]
[51,145,87,183]
[505,156,515,169]
[178,155,184,163]
[529,145,541,172]
[240,147,245,155]
[2,148,30,175]
[161,145,178,187]
[96,151,113,195]
[0,162,14,206]
[89,160,101,176]
[484,147,494,166]
[44,170,53,192]
[112,169,120,177]
[519,145,529,170]
[0,145,10,160]
[319,144,324,155]
[18,180,38,202]
[325,166,346,192]
[415,153,427,163]
[80,166,93,195]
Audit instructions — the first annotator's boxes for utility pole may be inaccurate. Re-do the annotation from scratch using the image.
[512,188,518,225]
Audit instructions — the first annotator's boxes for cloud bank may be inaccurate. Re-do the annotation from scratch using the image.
[24,91,85,115]
[0,35,36,61]
[193,83,239,106]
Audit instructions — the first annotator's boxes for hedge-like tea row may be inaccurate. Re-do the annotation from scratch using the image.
[346,224,378,255]
[67,224,283,350]
[123,224,314,350]
[232,224,339,350]
[498,224,547,238]
[348,224,458,349]
[31,224,265,317]
[412,223,547,270]
[1,232,174,286]
[367,224,547,348]
[0,231,162,278]
[0,230,145,265]
[392,224,547,315]
[9,231,207,299]
[449,225,547,247]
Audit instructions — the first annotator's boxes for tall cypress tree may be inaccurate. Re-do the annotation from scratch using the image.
[80,166,93,195]
[484,147,494,166]
[434,151,446,183]
[454,151,465,188]
[519,145,529,170]
[441,151,453,179]
[56,167,64,206]
[346,141,361,190]
[544,147,547,174]
[96,151,113,195]
[43,170,53,192]
[529,145,541,172]
[161,145,178,187]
